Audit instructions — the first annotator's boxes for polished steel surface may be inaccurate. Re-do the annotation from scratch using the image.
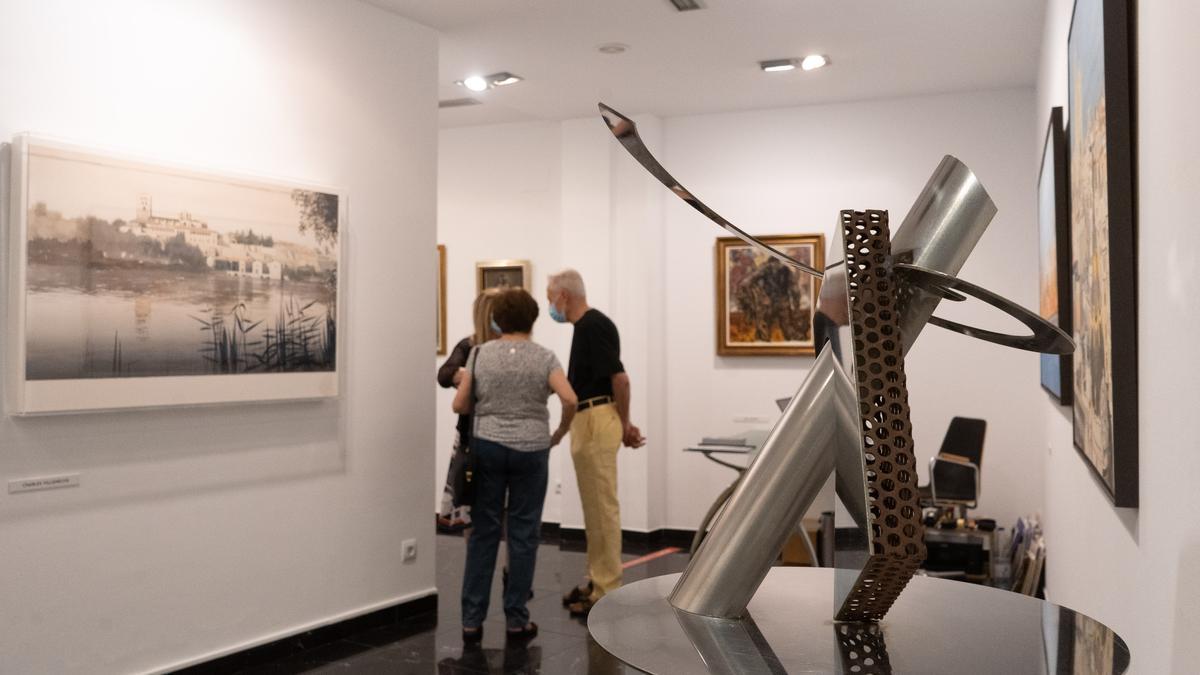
[895,264,1075,354]
[591,568,1130,675]
[890,155,998,350]
[668,347,859,618]
[597,103,823,279]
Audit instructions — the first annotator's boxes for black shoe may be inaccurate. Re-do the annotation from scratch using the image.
[506,622,538,642]
[567,598,596,617]
[562,582,592,607]
[462,626,483,644]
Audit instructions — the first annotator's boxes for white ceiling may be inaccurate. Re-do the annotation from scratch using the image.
[367,0,1046,128]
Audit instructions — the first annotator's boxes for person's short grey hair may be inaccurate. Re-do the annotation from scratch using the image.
[548,269,587,299]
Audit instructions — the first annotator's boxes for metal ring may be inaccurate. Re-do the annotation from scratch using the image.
[894,264,1073,355]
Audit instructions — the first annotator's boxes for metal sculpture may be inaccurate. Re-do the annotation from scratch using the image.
[596,103,1073,625]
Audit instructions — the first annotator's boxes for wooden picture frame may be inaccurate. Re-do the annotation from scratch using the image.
[475,259,531,295]
[436,244,447,355]
[715,234,824,356]
[1068,0,1138,506]
[1038,107,1073,405]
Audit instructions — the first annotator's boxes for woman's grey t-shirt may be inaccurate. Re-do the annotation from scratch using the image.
[466,340,562,452]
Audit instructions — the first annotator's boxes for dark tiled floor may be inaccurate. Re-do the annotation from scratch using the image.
[240,533,690,674]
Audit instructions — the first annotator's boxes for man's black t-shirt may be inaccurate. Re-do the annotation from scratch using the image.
[568,309,624,401]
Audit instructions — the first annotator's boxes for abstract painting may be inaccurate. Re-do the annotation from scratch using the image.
[715,234,824,356]
[1068,0,1137,506]
[1038,107,1073,405]
[475,259,530,294]
[6,136,343,414]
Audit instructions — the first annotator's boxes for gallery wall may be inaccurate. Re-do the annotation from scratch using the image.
[1036,1,1200,672]
[437,87,1045,535]
[0,1,438,673]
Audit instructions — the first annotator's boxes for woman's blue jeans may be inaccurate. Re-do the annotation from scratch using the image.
[461,438,549,629]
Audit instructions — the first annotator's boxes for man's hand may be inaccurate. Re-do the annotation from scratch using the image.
[551,428,568,448]
[622,423,646,449]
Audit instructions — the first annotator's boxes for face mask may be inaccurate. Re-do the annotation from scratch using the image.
[548,296,568,324]
[490,318,502,335]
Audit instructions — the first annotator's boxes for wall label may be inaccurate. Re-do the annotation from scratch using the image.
[8,473,80,494]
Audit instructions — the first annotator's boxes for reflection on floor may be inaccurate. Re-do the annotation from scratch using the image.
[241,533,691,673]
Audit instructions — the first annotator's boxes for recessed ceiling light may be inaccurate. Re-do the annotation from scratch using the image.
[597,42,629,55]
[759,58,798,73]
[457,72,524,92]
[462,75,488,92]
[800,54,830,71]
[490,72,522,87]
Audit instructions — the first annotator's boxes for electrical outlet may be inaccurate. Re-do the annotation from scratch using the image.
[555,481,562,495]
[402,539,417,563]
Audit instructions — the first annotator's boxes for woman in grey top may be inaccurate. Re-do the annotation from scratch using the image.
[452,288,577,643]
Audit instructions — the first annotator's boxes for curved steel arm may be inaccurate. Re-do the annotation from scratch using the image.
[599,102,823,280]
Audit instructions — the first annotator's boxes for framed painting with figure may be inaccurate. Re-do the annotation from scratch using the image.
[1038,107,1073,405]
[5,135,345,415]
[476,259,530,294]
[1068,0,1137,506]
[436,244,447,355]
[715,234,824,356]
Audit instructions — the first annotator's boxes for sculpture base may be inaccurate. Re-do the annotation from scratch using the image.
[588,567,1127,675]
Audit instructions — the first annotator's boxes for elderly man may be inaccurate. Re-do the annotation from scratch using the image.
[547,269,645,616]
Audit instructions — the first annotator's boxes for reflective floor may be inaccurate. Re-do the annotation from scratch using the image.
[240,533,690,673]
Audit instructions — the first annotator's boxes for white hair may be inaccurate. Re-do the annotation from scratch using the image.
[548,269,587,299]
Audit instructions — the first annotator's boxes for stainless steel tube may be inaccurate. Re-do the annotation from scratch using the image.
[891,155,997,349]
[669,347,859,618]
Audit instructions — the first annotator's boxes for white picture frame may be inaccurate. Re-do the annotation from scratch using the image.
[4,134,347,415]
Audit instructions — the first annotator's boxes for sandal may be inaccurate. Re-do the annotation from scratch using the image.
[506,622,539,642]
[562,581,592,607]
[567,598,596,617]
[462,626,483,644]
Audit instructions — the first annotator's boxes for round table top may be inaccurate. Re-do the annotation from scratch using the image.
[588,567,1128,675]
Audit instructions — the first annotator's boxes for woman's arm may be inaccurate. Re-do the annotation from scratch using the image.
[548,368,577,447]
[452,370,473,414]
[437,338,471,388]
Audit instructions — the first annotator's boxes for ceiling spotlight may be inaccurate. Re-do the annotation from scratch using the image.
[800,54,830,71]
[490,72,522,87]
[597,42,629,55]
[457,72,524,92]
[462,75,488,92]
[759,58,798,73]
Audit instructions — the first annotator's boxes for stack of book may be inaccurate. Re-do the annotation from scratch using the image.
[1008,516,1046,597]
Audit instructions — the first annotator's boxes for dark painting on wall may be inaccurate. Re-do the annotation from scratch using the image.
[1038,107,1073,405]
[1068,0,1137,506]
[715,234,824,356]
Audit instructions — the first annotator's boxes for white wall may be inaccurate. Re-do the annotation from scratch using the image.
[1037,2,1200,673]
[438,88,1044,536]
[0,2,438,673]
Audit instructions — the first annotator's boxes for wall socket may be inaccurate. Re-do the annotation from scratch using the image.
[402,539,417,563]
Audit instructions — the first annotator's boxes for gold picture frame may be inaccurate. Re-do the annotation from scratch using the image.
[715,234,824,356]
[476,259,531,294]
[436,244,447,355]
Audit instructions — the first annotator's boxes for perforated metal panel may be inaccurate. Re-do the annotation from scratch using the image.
[835,210,926,622]
[835,622,893,674]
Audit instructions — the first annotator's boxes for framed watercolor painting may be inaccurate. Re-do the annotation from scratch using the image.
[1038,107,1073,405]
[436,245,447,355]
[475,259,530,294]
[715,234,824,356]
[5,135,345,415]
[1068,0,1138,506]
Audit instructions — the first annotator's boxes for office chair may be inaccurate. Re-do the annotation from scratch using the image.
[919,416,987,509]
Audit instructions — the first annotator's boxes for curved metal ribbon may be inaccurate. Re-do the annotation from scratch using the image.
[894,264,1074,355]
[599,102,824,280]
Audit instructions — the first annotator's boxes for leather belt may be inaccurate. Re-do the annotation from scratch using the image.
[577,396,613,412]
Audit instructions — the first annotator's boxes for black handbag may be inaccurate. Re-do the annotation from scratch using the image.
[450,347,479,507]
